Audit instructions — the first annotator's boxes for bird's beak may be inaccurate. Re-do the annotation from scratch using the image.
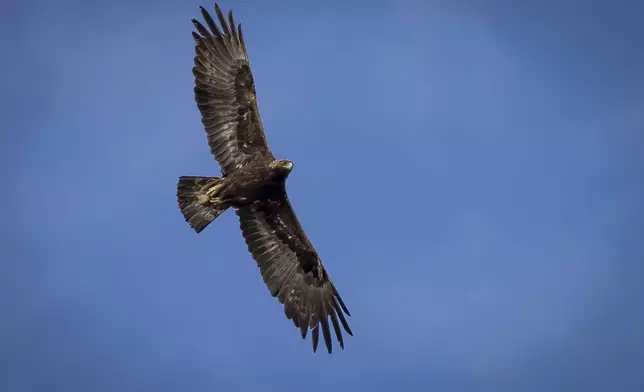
[284,162,293,170]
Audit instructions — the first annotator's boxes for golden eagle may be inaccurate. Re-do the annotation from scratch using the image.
[176,3,352,353]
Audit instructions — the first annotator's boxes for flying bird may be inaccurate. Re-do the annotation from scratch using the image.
[177,2,353,353]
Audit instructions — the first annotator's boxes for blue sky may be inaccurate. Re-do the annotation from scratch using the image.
[2,0,643,390]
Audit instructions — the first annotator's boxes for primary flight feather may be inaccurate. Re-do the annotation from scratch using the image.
[177,2,353,353]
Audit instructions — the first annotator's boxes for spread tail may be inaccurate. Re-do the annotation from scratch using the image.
[177,176,229,233]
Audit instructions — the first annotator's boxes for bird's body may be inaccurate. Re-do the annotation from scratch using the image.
[176,2,352,353]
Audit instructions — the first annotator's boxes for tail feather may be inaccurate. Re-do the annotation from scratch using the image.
[177,176,228,233]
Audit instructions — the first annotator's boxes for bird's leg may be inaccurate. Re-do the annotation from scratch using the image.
[207,195,248,206]
[194,181,227,205]
[205,182,224,197]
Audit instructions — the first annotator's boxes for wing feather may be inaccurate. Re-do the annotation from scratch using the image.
[236,195,352,353]
[192,3,274,174]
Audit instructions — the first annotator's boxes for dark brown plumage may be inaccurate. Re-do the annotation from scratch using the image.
[176,2,352,353]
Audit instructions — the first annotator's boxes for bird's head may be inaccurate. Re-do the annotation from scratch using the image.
[269,159,294,177]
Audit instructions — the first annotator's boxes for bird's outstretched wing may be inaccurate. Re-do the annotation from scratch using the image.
[236,191,353,353]
[191,3,274,175]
